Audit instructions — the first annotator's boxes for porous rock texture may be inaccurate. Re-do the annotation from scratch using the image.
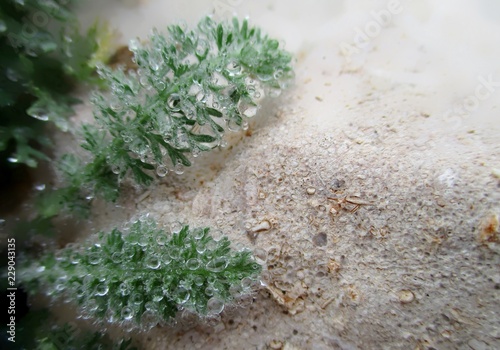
[73,1,500,349]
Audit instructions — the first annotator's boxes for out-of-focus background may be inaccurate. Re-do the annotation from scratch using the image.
[77,0,500,130]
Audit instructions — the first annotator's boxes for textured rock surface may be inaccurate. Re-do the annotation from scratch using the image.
[72,1,500,349]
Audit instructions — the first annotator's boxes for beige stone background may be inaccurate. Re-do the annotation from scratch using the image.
[58,0,500,349]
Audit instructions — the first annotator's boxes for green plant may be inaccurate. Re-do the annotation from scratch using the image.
[52,16,293,205]
[35,323,136,350]
[19,217,261,329]
[0,0,111,168]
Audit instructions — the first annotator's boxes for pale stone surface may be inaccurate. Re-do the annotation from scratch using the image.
[71,1,500,349]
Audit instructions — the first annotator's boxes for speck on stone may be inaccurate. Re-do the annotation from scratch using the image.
[312,232,327,247]
[330,179,346,191]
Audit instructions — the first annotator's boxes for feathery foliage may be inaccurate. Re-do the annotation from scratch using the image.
[19,218,262,330]
[0,0,110,168]
[35,323,136,350]
[55,16,293,205]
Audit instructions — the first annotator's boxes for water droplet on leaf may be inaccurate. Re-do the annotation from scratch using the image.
[156,165,168,177]
[167,94,181,111]
[206,257,229,272]
[95,283,109,296]
[121,306,134,320]
[145,256,161,269]
[186,258,200,270]
[207,297,224,315]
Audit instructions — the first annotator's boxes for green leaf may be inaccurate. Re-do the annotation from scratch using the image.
[189,133,217,143]
[216,23,224,51]
[206,107,223,117]
[240,18,248,39]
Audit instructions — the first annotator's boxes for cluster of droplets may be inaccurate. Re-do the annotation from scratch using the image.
[33,217,261,330]
[89,16,293,182]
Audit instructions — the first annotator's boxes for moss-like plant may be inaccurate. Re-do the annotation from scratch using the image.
[0,0,110,168]
[47,16,294,208]
[35,323,137,350]
[19,218,261,330]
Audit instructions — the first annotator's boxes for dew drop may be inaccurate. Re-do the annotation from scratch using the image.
[76,287,85,298]
[149,57,160,71]
[138,235,149,247]
[174,163,185,175]
[152,287,164,302]
[120,131,133,143]
[156,165,168,177]
[119,282,131,296]
[257,72,273,81]
[169,247,181,259]
[196,91,206,103]
[88,252,101,265]
[156,81,166,91]
[34,183,46,191]
[95,283,109,296]
[238,101,258,118]
[194,276,204,286]
[195,39,209,56]
[146,256,161,269]
[86,298,99,312]
[174,286,190,304]
[156,234,167,245]
[207,297,224,315]
[196,243,206,254]
[226,119,240,132]
[0,20,7,33]
[206,257,229,273]
[167,94,181,111]
[174,129,190,149]
[111,252,122,264]
[129,38,140,51]
[186,258,201,270]
[193,228,205,240]
[121,306,134,320]
[253,248,267,265]
[245,77,255,86]
[274,69,284,79]
[210,229,224,242]
[144,301,156,311]
[170,221,183,234]
[241,277,253,289]
[205,285,215,297]
[131,292,143,305]
[140,76,151,88]
[29,107,49,121]
[140,310,158,330]
[226,60,242,76]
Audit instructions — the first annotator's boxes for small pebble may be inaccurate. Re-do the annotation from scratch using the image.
[492,168,500,179]
[251,220,271,233]
[398,290,415,303]
[269,340,283,349]
[306,187,316,195]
